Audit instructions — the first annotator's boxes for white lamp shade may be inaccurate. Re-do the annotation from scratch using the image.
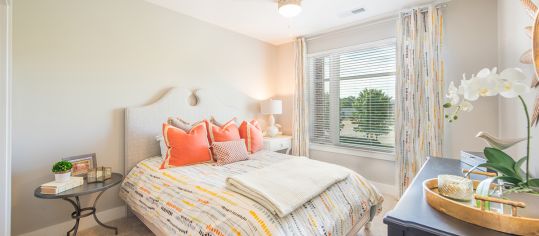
[261,99,282,115]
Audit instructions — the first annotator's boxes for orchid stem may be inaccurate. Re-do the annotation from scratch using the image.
[518,95,531,184]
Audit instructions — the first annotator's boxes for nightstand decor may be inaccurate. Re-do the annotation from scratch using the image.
[40,177,83,195]
[261,99,282,137]
[62,153,97,177]
[424,177,538,235]
[437,175,473,201]
[87,166,112,183]
[34,173,123,235]
[52,160,73,183]
[385,157,539,236]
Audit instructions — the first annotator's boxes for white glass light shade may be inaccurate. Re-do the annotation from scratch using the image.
[278,0,302,18]
[261,99,282,115]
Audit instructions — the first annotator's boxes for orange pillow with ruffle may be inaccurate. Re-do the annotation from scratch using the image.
[205,118,241,144]
[160,122,212,169]
[239,120,263,154]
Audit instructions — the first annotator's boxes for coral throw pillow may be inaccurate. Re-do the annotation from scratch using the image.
[239,120,263,154]
[212,140,250,166]
[205,118,241,144]
[160,122,212,169]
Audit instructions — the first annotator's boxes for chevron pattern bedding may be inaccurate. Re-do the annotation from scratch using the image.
[120,151,384,236]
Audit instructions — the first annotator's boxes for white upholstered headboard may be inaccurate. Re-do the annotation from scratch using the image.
[124,87,258,174]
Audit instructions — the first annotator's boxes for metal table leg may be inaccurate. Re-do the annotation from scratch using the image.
[92,191,118,235]
[62,191,118,235]
[63,197,81,236]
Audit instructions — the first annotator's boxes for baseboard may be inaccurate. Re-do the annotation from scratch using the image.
[19,205,126,236]
[370,181,397,198]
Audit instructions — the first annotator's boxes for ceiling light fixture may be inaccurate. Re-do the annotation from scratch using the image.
[278,0,302,18]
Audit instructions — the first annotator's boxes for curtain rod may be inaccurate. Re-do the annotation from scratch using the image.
[305,0,450,41]
[401,2,449,15]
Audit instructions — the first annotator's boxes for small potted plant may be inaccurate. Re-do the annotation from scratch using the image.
[52,161,73,182]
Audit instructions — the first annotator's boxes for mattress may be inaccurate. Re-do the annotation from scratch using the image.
[120,151,384,236]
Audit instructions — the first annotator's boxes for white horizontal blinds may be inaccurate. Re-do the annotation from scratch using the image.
[308,39,396,153]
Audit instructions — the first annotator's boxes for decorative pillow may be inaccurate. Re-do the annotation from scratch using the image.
[239,120,264,154]
[205,118,241,144]
[156,136,167,159]
[210,116,238,127]
[212,140,250,165]
[160,122,213,169]
[167,117,196,131]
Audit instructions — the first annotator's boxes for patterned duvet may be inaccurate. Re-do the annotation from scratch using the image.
[120,151,384,236]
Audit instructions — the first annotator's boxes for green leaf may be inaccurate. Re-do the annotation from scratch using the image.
[514,156,527,178]
[528,179,539,187]
[478,163,521,180]
[494,176,522,185]
[483,147,516,168]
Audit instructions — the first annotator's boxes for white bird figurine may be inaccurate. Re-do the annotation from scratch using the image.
[476,132,528,150]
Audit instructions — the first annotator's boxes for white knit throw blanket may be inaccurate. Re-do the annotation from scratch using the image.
[226,157,350,217]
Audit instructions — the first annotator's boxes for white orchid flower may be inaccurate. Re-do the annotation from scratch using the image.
[476,67,501,97]
[459,77,479,101]
[498,68,530,98]
[446,82,460,105]
[476,67,497,78]
[459,101,473,112]
[459,68,500,101]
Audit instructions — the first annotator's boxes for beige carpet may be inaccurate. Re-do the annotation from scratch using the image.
[80,194,397,236]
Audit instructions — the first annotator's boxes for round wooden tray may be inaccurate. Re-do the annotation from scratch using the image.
[423,178,539,235]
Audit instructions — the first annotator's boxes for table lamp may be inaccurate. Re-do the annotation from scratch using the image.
[261,99,282,137]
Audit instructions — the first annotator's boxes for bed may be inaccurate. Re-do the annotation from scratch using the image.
[120,88,384,236]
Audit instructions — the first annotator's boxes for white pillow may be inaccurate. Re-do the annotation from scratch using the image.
[156,136,167,160]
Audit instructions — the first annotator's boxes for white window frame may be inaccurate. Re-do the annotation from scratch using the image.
[308,38,396,159]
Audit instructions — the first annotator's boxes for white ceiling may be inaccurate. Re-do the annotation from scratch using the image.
[146,0,433,45]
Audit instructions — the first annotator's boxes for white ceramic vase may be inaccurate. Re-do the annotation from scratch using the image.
[54,171,71,183]
[265,114,281,137]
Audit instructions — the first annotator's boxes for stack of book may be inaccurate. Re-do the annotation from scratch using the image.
[40,177,84,194]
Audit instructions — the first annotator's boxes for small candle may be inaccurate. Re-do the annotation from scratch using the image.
[438,175,473,201]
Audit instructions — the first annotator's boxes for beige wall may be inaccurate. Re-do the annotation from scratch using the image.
[498,0,539,177]
[12,0,277,234]
[306,19,396,54]
[443,0,499,158]
[274,42,295,136]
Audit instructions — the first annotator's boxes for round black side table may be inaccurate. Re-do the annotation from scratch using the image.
[34,173,123,236]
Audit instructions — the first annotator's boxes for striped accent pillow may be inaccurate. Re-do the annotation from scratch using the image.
[212,140,250,166]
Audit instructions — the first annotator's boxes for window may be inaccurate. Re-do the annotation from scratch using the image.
[308,39,396,153]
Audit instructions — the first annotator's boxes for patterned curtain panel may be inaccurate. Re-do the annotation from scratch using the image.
[396,6,444,196]
[291,37,310,157]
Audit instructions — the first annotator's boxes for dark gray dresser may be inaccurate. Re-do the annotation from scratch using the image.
[383,157,511,236]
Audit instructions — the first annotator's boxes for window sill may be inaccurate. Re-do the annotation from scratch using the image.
[310,144,396,162]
